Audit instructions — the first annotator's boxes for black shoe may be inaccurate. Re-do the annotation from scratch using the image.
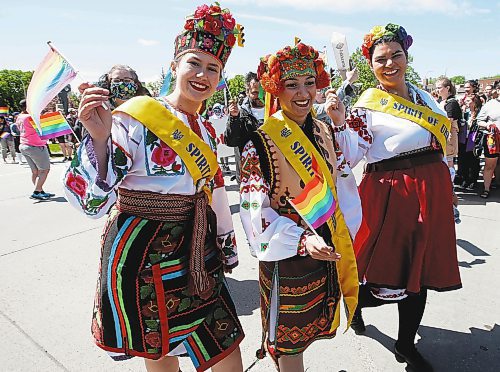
[350,309,366,335]
[394,343,434,372]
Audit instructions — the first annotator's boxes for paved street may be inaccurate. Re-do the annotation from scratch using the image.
[0,157,499,372]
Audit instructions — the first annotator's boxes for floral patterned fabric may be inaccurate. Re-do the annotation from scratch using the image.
[335,83,447,167]
[63,99,237,268]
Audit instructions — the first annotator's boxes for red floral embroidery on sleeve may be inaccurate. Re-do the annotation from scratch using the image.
[346,109,373,144]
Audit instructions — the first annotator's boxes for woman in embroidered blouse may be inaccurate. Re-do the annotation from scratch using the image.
[63,4,244,372]
[239,42,360,372]
[330,24,461,372]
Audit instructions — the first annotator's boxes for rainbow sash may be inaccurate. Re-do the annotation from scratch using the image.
[114,96,219,199]
[260,111,358,331]
[354,88,451,154]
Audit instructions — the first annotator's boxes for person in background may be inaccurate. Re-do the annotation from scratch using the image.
[17,99,54,200]
[237,91,246,106]
[10,113,24,163]
[484,82,498,102]
[460,80,479,111]
[314,68,359,125]
[0,115,17,163]
[461,94,483,190]
[225,71,265,184]
[435,77,461,223]
[477,80,500,198]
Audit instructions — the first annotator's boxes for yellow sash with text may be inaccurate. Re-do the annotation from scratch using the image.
[114,96,219,198]
[354,88,451,154]
[260,111,359,332]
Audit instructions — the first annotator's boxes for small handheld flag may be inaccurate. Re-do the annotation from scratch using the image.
[216,76,227,91]
[289,175,336,231]
[1,132,11,139]
[288,155,336,233]
[26,42,77,129]
[0,107,9,115]
[29,112,73,140]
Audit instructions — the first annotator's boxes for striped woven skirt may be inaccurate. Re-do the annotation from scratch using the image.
[91,189,244,371]
[258,254,340,360]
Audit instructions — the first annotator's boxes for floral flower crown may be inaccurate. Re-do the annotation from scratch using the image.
[174,2,243,67]
[361,23,413,60]
[257,42,330,95]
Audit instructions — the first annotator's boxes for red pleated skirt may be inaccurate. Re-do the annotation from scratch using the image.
[354,160,462,294]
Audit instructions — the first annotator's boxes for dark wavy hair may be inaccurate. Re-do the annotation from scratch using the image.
[369,35,408,61]
[465,79,480,94]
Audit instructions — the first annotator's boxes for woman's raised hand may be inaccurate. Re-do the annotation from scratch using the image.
[325,88,346,126]
[304,234,341,261]
[78,82,112,144]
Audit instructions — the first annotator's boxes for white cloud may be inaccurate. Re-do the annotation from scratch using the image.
[235,12,362,41]
[227,0,490,15]
[137,38,160,47]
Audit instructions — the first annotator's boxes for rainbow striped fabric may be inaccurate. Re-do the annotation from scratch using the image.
[1,132,11,139]
[216,76,227,91]
[289,174,336,230]
[0,106,9,115]
[29,112,72,140]
[26,45,76,128]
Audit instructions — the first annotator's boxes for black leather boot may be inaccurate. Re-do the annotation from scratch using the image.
[350,308,366,335]
[394,342,434,372]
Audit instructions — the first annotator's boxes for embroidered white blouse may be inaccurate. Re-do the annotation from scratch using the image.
[334,84,447,167]
[238,118,361,262]
[63,101,238,268]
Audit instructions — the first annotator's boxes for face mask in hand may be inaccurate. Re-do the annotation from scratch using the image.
[110,81,139,101]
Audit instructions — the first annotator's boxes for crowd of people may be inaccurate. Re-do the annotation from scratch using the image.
[0,3,498,372]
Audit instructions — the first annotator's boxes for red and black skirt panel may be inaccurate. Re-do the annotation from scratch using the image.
[354,159,462,294]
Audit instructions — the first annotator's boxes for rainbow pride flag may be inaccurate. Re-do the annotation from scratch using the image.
[27,44,77,129]
[216,76,227,91]
[289,174,336,230]
[29,112,72,140]
[0,106,9,115]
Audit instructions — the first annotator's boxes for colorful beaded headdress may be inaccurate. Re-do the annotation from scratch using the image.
[257,42,330,95]
[174,2,243,68]
[361,23,413,60]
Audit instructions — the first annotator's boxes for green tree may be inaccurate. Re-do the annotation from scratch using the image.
[0,70,33,111]
[450,75,465,85]
[206,74,245,108]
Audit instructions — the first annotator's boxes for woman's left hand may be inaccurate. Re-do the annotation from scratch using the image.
[325,88,346,126]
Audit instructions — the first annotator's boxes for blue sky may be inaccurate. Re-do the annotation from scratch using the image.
[2,0,499,85]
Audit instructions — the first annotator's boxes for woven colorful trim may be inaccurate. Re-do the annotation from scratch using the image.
[361,23,413,60]
[174,2,242,67]
[257,43,330,95]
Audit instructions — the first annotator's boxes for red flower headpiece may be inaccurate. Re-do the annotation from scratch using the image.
[174,2,243,67]
[361,23,413,60]
[257,42,330,95]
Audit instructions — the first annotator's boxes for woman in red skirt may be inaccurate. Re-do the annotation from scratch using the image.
[329,24,461,372]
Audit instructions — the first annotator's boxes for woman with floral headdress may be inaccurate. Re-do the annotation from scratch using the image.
[63,3,244,371]
[330,24,461,371]
[239,42,361,371]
